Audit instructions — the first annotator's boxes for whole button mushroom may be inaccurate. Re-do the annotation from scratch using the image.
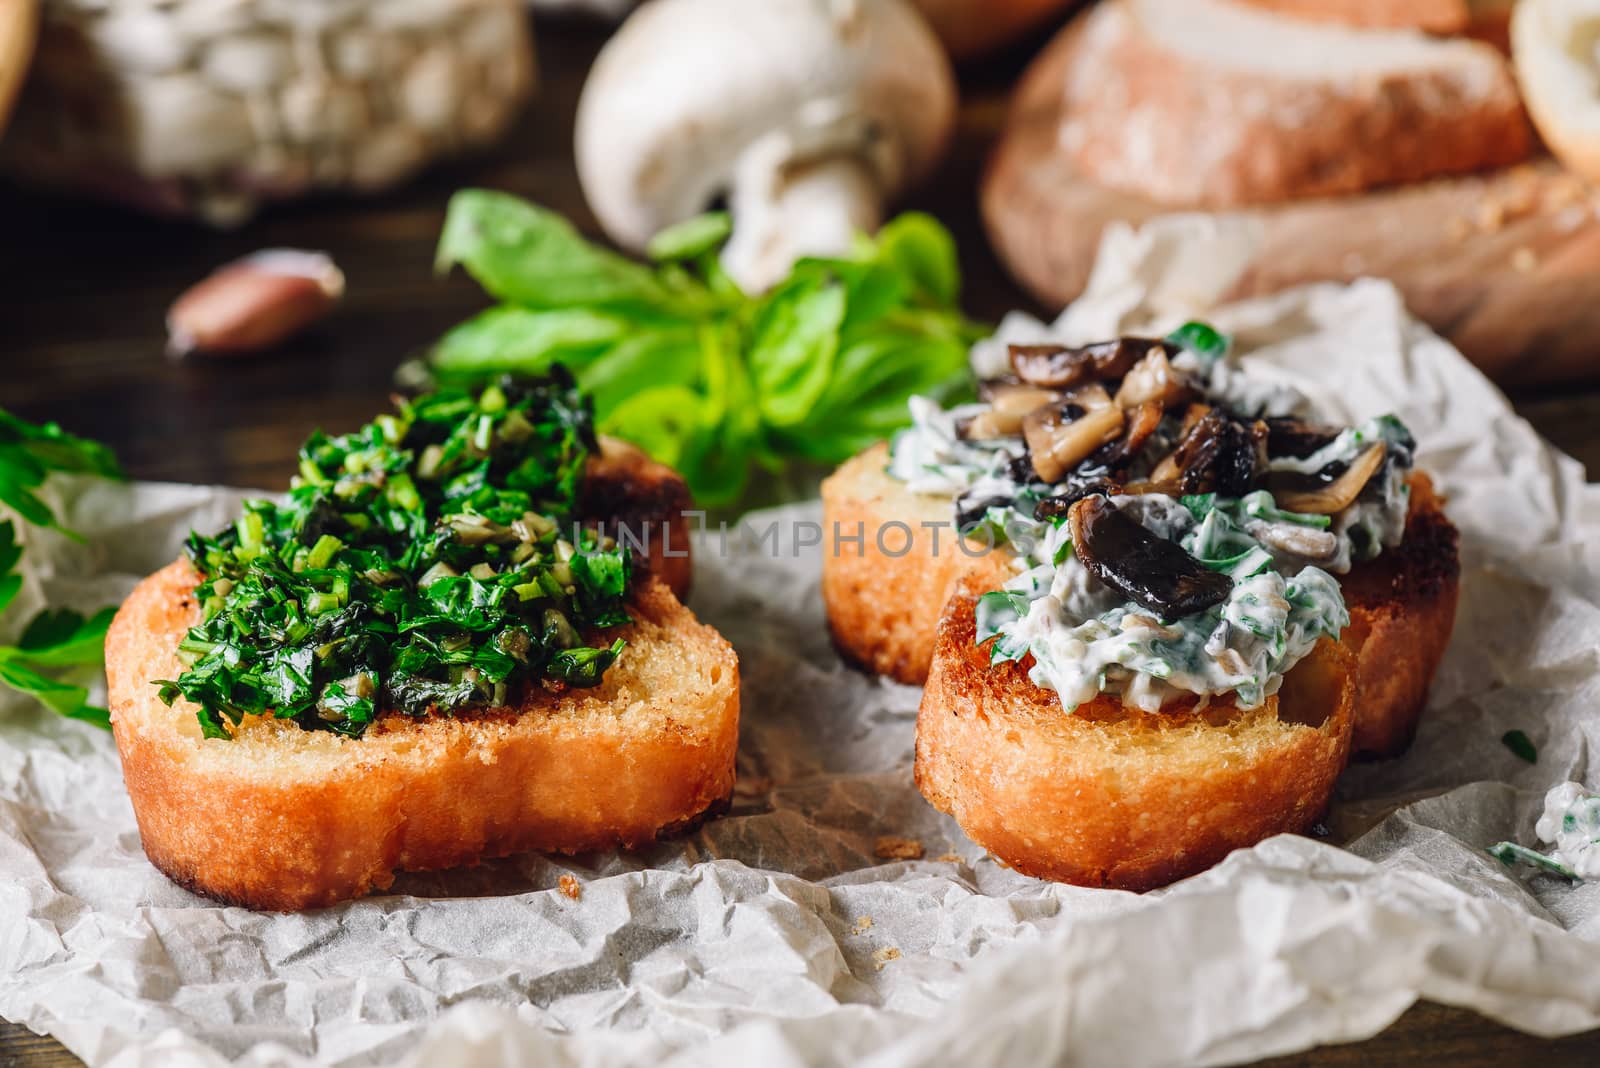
[574,0,957,292]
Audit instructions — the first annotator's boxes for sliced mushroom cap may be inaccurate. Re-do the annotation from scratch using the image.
[1248,520,1340,561]
[1069,495,1234,620]
[959,383,1058,440]
[1114,349,1194,410]
[1008,338,1174,390]
[1024,402,1124,483]
[1090,399,1163,469]
[1272,442,1387,514]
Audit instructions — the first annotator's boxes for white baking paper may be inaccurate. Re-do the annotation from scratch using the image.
[5,220,1600,1067]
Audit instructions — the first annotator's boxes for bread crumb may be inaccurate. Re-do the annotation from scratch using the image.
[872,946,901,970]
[1475,200,1505,232]
[1511,247,1538,274]
[1445,216,1472,244]
[936,852,963,864]
[874,836,924,861]
[852,915,874,935]
[558,874,582,900]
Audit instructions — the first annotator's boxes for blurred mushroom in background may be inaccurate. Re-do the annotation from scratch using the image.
[0,0,535,225]
[0,0,37,140]
[575,0,957,293]
[913,0,1079,58]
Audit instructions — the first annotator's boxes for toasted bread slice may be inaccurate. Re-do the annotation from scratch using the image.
[820,442,1013,683]
[822,444,1459,758]
[106,561,739,910]
[1340,472,1460,758]
[586,436,693,599]
[916,584,1355,889]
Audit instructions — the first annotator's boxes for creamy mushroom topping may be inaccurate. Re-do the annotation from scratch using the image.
[886,326,1417,714]
[1490,781,1600,881]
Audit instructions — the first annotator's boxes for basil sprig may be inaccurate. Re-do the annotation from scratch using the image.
[156,373,634,740]
[423,190,982,506]
[0,410,126,729]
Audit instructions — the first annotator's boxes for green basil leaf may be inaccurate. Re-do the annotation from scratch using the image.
[875,212,960,307]
[436,189,679,309]
[430,307,628,378]
[646,212,732,263]
[747,277,845,428]
[578,330,702,415]
[599,384,709,473]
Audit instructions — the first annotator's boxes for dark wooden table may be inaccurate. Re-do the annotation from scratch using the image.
[4,14,1599,1068]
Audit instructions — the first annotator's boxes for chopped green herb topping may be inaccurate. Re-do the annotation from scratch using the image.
[1502,729,1538,764]
[155,371,635,740]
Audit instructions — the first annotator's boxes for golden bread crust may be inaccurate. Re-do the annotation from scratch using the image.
[820,443,1012,684]
[916,585,1355,890]
[107,561,738,910]
[1341,472,1460,757]
[585,436,693,600]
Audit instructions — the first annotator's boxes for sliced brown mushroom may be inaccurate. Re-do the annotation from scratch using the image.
[960,383,1059,440]
[1023,402,1125,483]
[1149,409,1266,497]
[1091,399,1164,468]
[1069,495,1234,620]
[1264,417,1341,460]
[1272,442,1387,514]
[1032,474,1121,520]
[1009,338,1175,390]
[1114,348,1194,410]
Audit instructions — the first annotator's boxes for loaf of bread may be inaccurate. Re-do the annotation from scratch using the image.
[1059,0,1532,207]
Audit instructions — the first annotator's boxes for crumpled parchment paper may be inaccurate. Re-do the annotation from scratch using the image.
[5,214,1600,1068]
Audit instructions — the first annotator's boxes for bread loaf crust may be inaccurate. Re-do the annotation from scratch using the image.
[1061,0,1533,208]
[915,587,1354,890]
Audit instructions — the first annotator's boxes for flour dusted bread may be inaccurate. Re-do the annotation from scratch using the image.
[1512,0,1600,184]
[1060,0,1532,207]
[915,584,1355,890]
[108,562,739,910]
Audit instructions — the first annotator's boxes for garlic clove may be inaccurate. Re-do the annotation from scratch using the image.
[167,249,345,358]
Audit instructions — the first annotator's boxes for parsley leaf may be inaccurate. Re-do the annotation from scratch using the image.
[0,410,127,729]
